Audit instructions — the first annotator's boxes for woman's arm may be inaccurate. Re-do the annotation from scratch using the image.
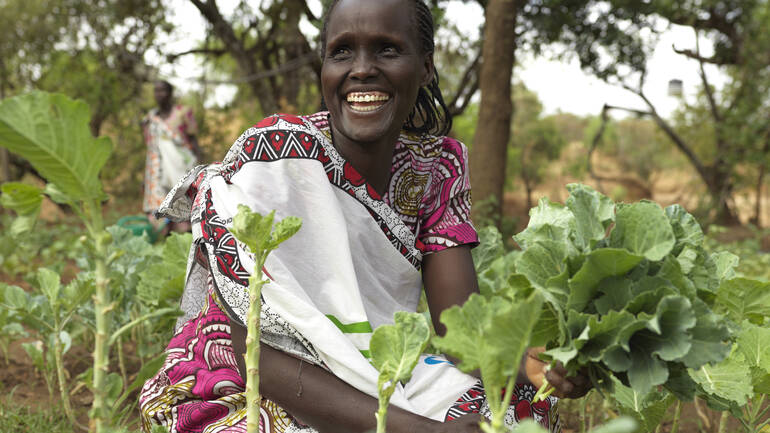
[230,322,481,433]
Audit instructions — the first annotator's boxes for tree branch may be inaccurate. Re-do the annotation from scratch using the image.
[167,47,227,62]
[672,45,728,65]
[447,51,481,116]
[694,31,722,123]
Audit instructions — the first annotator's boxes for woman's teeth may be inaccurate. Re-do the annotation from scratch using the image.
[346,92,389,112]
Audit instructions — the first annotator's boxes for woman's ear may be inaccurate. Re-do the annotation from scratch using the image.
[421,53,435,87]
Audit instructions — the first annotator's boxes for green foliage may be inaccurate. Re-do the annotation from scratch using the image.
[433,290,543,432]
[0,182,43,235]
[370,311,430,433]
[231,205,302,261]
[0,91,113,201]
[512,184,738,402]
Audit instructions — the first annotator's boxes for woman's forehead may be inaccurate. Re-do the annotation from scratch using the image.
[327,0,414,31]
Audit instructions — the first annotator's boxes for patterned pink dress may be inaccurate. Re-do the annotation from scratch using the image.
[138,112,560,432]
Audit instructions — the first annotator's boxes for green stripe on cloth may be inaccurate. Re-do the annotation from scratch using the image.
[326,315,373,333]
[359,349,371,358]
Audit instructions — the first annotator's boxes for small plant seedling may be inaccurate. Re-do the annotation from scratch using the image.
[370,311,431,433]
[230,204,301,433]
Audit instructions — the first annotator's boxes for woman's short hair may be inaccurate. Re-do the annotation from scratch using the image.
[320,0,453,137]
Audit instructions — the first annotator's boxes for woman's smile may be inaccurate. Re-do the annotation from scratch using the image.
[346,91,391,113]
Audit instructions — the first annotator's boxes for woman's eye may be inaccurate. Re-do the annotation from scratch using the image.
[330,47,351,59]
[381,46,399,56]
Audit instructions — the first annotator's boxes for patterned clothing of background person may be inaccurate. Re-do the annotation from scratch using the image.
[141,80,201,215]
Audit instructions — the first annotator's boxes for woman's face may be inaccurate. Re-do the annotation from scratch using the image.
[321,0,433,146]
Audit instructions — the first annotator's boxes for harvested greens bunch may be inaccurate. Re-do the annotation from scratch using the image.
[512,184,736,398]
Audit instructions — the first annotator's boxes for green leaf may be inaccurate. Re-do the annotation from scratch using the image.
[514,198,574,249]
[689,351,753,406]
[104,372,124,406]
[565,183,615,250]
[736,321,770,374]
[710,251,739,284]
[432,294,490,375]
[612,375,675,433]
[627,345,669,394]
[642,296,695,361]
[567,248,643,311]
[581,310,637,363]
[680,298,731,369]
[585,417,638,433]
[37,267,61,306]
[716,278,770,323]
[516,240,568,293]
[371,311,430,395]
[2,284,29,311]
[269,216,302,250]
[434,292,543,392]
[664,204,703,251]
[609,201,675,261]
[0,182,42,235]
[594,277,634,314]
[471,226,505,272]
[0,91,112,201]
[231,205,275,254]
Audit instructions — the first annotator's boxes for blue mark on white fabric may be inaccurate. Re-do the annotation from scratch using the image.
[424,356,451,365]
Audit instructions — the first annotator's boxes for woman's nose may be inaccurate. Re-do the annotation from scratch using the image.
[349,52,378,80]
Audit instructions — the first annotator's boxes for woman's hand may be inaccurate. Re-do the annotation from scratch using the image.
[524,347,592,399]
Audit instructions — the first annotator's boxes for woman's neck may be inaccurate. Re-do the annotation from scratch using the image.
[330,128,399,196]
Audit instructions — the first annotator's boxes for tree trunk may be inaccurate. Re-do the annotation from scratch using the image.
[469,0,517,226]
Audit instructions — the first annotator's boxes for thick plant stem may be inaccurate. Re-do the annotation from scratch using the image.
[671,401,682,433]
[117,337,127,386]
[245,267,266,433]
[88,202,110,433]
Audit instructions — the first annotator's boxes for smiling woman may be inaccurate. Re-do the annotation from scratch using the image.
[137,1,581,432]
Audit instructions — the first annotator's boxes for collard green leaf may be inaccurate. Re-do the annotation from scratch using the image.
[680,298,731,369]
[370,311,430,388]
[642,296,695,361]
[0,91,112,201]
[736,321,770,374]
[664,204,703,253]
[434,292,542,392]
[716,278,770,324]
[516,240,568,294]
[433,294,489,374]
[565,183,615,251]
[627,345,669,394]
[594,277,634,315]
[581,310,637,363]
[609,201,675,261]
[472,226,505,272]
[0,182,42,235]
[689,351,753,406]
[664,364,698,401]
[612,375,675,433]
[567,248,643,312]
[514,198,574,250]
[710,251,739,284]
[584,417,638,433]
